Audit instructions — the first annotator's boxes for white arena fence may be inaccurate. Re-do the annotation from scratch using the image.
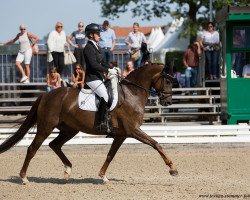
[0,124,250,146]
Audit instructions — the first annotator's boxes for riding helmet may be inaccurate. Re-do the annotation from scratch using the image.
[85,23,101,37]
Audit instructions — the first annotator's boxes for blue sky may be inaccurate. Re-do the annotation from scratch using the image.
[0,0,172,42]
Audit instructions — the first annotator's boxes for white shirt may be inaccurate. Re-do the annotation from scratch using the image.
[242,64,250,77]
[47,30,66,52]
[201,30,220,44]
[19,32,31,53]
[125,31,146,48]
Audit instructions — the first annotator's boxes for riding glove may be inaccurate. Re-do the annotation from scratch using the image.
[108,68,118,75]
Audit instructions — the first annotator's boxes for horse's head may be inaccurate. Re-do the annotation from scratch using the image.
[152,64,174,106]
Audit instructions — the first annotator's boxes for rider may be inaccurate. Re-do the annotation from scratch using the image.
[83,23,117,133]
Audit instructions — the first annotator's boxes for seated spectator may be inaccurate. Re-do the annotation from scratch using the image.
[242,63,250,78]
[47,67,61,92]
[232,52,246,77]
[123,61,135,78]
[72,64,85,89]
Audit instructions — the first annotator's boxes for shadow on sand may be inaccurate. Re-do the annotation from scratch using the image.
[0,176,125,185]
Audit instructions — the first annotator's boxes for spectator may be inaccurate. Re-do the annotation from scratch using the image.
[4,24,38,83]
[123,60,135,78]
[141,42,150,65]
[173,66,184,88]
[232,52,246,77]
[72,64,85,89]
[67,22,87,70]
[46,67,61,92]
[183,41,201,92]
[47,22,67,75]
[242,63,250,78]
[99,20,116,64]
[125,22,146,69]
[200,22,220,80]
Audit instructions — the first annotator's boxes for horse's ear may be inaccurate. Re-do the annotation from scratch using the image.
[163,64,172,74]
[169,64,173,75]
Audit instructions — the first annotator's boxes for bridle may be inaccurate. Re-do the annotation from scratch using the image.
[120,69,174,100]
[151,71,174,101]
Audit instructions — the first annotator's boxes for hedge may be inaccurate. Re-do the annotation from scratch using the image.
[165,51,185,73]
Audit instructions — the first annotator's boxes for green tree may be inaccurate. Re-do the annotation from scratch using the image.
[95,0,250,43]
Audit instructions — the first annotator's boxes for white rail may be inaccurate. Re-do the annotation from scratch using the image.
[0,124,250,146]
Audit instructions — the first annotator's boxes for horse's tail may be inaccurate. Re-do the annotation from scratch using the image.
[0,95,43,154]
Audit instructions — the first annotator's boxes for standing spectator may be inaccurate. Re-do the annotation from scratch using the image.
[125,22,147,69]
[173,66,184,89]
[183,41,201,92]
[200,22,220,80]
[4,24,38,83]
[67,22,87,70]
[72,64,85,89]
[99,20,116,64]
[122,60,134,78]
[46,67,61,92]
[47,22,67,75]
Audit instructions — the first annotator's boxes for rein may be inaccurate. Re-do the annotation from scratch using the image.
[118,72,174,107]
[121,78,149,96]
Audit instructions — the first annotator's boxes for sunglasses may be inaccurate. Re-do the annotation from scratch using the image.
[57,26,63,28]
[20,28,26,30]
[78,25,83,27]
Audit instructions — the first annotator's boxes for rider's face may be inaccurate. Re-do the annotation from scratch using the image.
[93,32,100,42]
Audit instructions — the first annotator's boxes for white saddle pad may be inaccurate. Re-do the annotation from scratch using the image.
[78,75,119,112]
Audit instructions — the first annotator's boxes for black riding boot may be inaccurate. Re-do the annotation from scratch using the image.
[95,98,115,137]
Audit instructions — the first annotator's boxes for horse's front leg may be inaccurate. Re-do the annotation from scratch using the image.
[99,136,126,183]
[132,128,178,176]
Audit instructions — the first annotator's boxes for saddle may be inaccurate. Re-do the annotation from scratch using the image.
[78,74,119,112]
[83,79,114,108]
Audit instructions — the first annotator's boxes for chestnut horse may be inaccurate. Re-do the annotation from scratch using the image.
[0,63,178,184]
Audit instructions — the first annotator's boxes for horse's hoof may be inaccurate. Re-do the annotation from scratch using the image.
[64,171,70,181]
[169,169,178,176]
[64,166,72,181]
[100,176,110,184]
[22,176,29,185]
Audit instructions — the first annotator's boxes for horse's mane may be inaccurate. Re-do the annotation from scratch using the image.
[124,63,164,82]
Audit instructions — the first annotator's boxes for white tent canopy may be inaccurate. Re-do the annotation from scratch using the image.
[149,17,189,63]
[147,28,155,46]
[150,27,165,50]
[153,17,185,52]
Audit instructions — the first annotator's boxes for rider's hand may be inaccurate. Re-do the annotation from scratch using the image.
[108,68,118,75]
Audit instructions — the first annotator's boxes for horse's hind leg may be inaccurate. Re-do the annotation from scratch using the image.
[49,130,78,180]
[19,129,52,184]
[99,136,126,183]
[132,128,178,176]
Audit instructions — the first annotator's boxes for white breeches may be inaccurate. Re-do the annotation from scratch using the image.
[86,80,108,102]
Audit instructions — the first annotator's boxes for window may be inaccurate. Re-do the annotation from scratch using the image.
[232,26,250,49]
